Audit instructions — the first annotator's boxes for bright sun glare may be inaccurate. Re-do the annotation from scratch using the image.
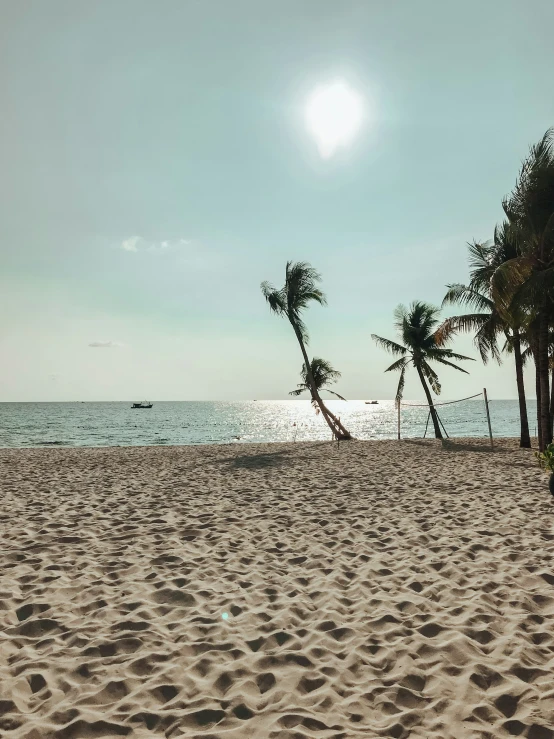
[305,80,364,159]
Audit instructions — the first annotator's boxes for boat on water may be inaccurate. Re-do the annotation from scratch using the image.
[132,401,153,409]
[365,401,379,405]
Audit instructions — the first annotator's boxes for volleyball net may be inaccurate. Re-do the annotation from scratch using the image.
[398,388,494,446]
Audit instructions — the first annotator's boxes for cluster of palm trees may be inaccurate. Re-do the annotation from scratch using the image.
[437,128,554,451]
[262,128,554,450]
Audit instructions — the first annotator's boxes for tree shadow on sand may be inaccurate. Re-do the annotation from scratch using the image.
[232,450,291,469]
[404,438,497,454]
[230,441,333,470]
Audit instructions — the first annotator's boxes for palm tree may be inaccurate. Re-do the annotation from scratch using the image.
[372,302,473,439]
[438,229,531,448]
[290,358,347,410]
[493,129,554,450]
[261,261,352,440]
[518,318,554,443]
[440,283,502,363]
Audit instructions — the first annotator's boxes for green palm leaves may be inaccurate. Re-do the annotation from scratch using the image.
[373,302,472,407]
[261,261,326,345]
[290,358,346,405]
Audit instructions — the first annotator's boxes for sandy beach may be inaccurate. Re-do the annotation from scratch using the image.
[1,438,554,738]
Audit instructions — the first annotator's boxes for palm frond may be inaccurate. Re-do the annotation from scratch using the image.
[261,282,286,314]
[435,314,491,345]
[385,356,409,373]
[293,315,311,345]
[490,256,533,310]
[473,321,503,364]
[505,264,554,312]
[289,384,309,397]
[372,334,408,356]
[285,261,327,312]
[521,345,533,365]
[420,361,441,395]
[308,357,341,384]
[442,284,494,312]
[395,365,406,407]
[327,390,347,401]
[397,301,441,350]
[393,304,409,335]
[504,128,554,248]
[296,357,345,398]
[430,356,470,374]
[428,348,475,363]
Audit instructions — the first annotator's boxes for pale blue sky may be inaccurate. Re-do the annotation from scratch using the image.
[1,0,553,401]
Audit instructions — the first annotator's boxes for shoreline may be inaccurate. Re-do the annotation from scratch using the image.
[0,433,539,452]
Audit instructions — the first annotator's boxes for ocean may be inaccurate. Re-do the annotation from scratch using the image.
[0,399,536,448]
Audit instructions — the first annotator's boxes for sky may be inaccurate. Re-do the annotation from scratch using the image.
[1,0,553,402]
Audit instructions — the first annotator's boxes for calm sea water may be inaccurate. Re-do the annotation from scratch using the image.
[0,399,537,448]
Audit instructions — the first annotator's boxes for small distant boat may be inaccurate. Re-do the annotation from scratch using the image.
[132,401,153,409]
[365,401,379,405]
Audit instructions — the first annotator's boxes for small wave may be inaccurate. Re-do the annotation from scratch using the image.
[38,440,68,446]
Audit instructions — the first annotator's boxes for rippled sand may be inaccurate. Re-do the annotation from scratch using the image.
[1,439,554,738]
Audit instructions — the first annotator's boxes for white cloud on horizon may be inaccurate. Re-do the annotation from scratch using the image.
[121,236,141,252]
[121,236,192,253]
[88,341,124,348]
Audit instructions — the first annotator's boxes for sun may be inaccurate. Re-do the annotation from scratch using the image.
[305,80,364,159]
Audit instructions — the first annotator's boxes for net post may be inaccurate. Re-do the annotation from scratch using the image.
[423,410,431,438]
[483,388,493,449]
[397,402,401,440]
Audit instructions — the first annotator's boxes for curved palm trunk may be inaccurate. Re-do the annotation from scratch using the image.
[415,364,443,440]
[538,311,552,451]
[512,331,531,448]
[291,323,352,440]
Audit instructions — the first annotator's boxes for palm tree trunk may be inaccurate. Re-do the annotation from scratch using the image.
[538,311,552,450]
[535,351,542,445]
[415,365,443,440]
[291,325,352,440]
[550,365,554,440]
[512,331,531,448]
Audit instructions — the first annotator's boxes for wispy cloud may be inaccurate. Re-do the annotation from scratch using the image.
[121,236,192,253]
[88,341,124,348]
[121,236,141,252]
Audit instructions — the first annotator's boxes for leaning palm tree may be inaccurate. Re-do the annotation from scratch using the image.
[290,358,347,410]
[372,302,473,439]
[261,261,352,440]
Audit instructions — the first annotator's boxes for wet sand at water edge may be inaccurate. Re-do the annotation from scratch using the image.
[1,438,554,738]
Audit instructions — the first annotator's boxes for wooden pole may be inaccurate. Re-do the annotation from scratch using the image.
[397,402,401,440]
[423,410,431,438]
[483,388,494,449]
